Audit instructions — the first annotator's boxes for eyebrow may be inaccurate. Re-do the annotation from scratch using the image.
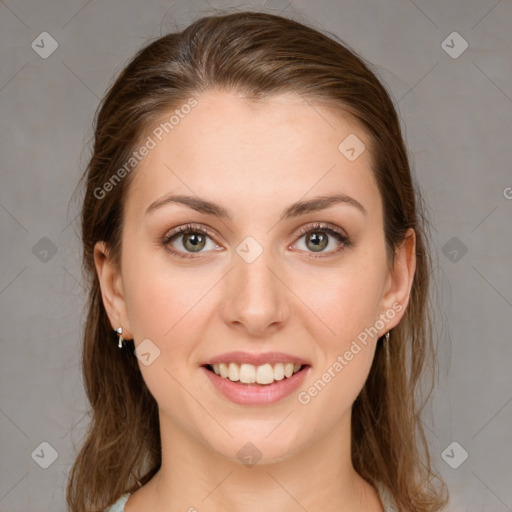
[145,192,367,220]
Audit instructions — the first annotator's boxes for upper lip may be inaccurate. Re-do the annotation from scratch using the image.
[201,351,311,367]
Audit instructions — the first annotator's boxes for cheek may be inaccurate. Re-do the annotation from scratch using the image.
[295,255,384,404]
[295,268,381,416]
[122,244,208,340]
[309,262,384,343]
[123,271,177,340]
[121,251,228,400]
[121,253,209,416]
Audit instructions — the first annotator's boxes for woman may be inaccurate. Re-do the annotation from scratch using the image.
[67,10,448,512]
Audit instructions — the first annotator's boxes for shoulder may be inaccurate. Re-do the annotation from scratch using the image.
[104,492,131,512]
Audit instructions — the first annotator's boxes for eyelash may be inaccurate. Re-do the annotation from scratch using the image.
[161,222,352,260]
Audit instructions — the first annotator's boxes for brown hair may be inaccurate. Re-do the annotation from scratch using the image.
[67,10,448,512]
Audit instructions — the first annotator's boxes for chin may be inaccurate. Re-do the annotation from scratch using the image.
[201,427,308,467]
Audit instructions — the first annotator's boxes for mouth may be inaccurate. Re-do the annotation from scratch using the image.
[200,361,311,406]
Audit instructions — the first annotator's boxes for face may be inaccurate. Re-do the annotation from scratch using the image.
[95,89,415,464]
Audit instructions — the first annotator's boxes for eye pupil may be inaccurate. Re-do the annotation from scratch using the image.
[306,232,328,252]
[183,233,206,252]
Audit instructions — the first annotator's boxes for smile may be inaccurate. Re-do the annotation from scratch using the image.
[201,363,310,406]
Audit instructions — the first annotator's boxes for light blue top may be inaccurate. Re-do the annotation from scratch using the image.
[104,481,398,511]
[104,492,130,512]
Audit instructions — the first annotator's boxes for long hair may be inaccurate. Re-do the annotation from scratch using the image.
[67,10,448,511]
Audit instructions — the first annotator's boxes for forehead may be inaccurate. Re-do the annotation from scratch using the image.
[125,89,382,225]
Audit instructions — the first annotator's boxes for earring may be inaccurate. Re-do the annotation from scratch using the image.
[115,327,124,349]
[383,330,391,366]
[131,470,143,488]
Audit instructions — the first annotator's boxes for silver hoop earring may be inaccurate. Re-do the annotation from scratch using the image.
[115,327,124,349]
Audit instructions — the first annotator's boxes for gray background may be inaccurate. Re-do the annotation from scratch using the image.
[1,0,511,510]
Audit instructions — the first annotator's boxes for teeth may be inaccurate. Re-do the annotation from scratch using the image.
[240,363,256,384]
[256,364,274,384]
[209,362,304,385]
[274,363,285,381]
[228,362,239,381]
[219,363,228,378]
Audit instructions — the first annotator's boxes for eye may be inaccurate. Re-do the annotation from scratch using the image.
[161,223,221,259]
[292,222,351,258]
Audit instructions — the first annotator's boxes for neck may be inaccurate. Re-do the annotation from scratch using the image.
[132,410,383,512]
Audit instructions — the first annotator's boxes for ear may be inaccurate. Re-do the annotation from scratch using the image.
[379,228,417,332]
[93,241,133,340]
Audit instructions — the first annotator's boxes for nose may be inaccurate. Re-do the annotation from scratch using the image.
[221,248,289,337]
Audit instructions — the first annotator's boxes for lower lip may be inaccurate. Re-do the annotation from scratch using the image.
[200,365,310,406]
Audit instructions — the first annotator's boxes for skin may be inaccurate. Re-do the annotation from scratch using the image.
[94,89,416,512]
